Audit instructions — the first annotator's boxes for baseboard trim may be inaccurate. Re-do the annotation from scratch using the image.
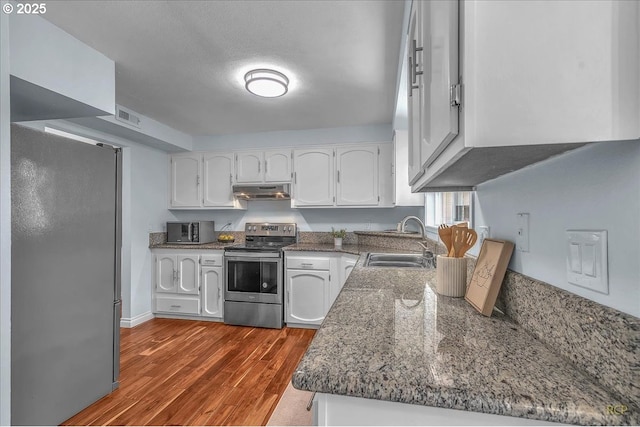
[120,311,154,328]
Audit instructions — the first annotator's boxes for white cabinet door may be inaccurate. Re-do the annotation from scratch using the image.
[293,148,335,207]
[286,269,330,325]
[170,154,201,207]
[419,0,459,170]
[332,254,358,306]
[155,254,177,293]
[236,151,263,183]
[203,153,234,207]
[177,255,200,295]
[201,266,223,318]
[264,149,292,182]
[407,2,424,185]
[336,146,379,206]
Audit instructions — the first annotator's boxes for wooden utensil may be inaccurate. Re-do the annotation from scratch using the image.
[450,226,466,257]
[438,224,452,255]
[457,229,477,258]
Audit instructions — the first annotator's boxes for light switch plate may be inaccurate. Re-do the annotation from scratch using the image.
[566,230,608,294]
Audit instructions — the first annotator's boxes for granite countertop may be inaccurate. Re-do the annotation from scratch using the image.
[283,243,422,256]
[291,258,639,425]
[150,242,240,250]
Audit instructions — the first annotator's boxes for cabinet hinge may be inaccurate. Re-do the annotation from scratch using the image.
[333,151,335,157]
[378,147,380,155]
[450,83,462,107]
[378,196,380,202]
[329,274,331,282]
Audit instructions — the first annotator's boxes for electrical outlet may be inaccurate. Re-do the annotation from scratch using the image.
[364,220,372,231]
[478,226,490,246]
[516,213,530,252]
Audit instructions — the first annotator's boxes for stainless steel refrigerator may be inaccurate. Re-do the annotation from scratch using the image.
[11,123,122,425]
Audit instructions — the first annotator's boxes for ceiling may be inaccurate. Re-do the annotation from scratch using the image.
[41,1,406,136]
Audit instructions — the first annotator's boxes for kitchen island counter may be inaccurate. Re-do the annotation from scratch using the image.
[291,259,638,426]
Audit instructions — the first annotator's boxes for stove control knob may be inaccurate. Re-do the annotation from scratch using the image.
[262,282,268,289]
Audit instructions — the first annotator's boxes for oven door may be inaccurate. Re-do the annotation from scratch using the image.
[224,252,282,304]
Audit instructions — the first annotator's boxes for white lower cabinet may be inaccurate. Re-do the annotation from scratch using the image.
[201,265,223,318]
[152,249,224,320]
[314,393,560,426]
[285,252,358,327]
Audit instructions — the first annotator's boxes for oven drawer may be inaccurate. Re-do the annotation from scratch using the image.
[156,295,200,314]
[286,256,330,270]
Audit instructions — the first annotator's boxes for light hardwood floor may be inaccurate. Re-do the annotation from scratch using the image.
[62,318,316,426]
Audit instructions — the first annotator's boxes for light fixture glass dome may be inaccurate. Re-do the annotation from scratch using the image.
[244,69,289,98]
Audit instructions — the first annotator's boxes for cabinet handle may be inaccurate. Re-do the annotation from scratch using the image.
[196,175,200,186]
[170,305,181,308]
[264,160,268,175]
[300,263,314,268]
[337,170,340,183]
[258,161,261,174]
[411,39,423,89]
[294,172,297,184]
[229,174,232,184]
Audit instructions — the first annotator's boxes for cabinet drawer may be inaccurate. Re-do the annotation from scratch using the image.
[287,256,330,270]
[156,295,200,315]
[201,253,223,267]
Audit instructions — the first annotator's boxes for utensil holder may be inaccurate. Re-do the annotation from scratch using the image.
[436,255,467,297]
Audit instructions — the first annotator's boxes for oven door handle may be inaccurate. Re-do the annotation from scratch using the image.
[225,252,281,259]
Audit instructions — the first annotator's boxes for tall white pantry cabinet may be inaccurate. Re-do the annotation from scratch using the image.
[408,0,640,190]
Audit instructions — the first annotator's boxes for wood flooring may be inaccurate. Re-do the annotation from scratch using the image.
[62,318,316,426]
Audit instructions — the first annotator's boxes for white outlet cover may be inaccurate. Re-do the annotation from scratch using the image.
[566,230,608,294]
[516,213,529,252]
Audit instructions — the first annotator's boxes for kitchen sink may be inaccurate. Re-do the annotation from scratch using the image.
[364,253,433,269]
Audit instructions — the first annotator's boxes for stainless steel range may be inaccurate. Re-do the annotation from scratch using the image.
[224,222,297,329]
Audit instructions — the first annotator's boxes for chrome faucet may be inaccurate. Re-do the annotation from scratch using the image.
[399,215,426,237]
[399,216,436,268]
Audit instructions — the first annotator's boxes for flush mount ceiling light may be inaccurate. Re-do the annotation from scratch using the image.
[244,69,289,98]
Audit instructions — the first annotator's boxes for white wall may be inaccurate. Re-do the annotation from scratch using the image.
[473,140,640,317]
[0,9,11,426]
[193,124,392,151]
[124,144,171,321]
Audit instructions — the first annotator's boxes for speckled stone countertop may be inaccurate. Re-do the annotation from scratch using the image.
[283,243,422,256]
[292,259,639,426]
[150,242,240,250]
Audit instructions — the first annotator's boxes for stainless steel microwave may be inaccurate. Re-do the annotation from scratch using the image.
[166,221,215,244]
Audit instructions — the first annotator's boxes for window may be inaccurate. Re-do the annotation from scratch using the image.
[425,191,472,227]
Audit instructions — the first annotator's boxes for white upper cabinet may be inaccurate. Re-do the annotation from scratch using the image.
[264,150,292,182]
[336,146,379,206]
[236,149,291,183]
[407,3,424,185]
[170,154,201,208]
[169,153,246,210]
[419,0,459,170]
[235,151,263,183]
[203,153,235,207]
[293,143,394,208]
[409,0,640,191]
[293,148,335,207]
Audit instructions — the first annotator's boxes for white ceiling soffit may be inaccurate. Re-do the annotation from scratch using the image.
[42,1,405,136]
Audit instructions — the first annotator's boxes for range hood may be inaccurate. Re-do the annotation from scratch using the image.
[233,184,291,200]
